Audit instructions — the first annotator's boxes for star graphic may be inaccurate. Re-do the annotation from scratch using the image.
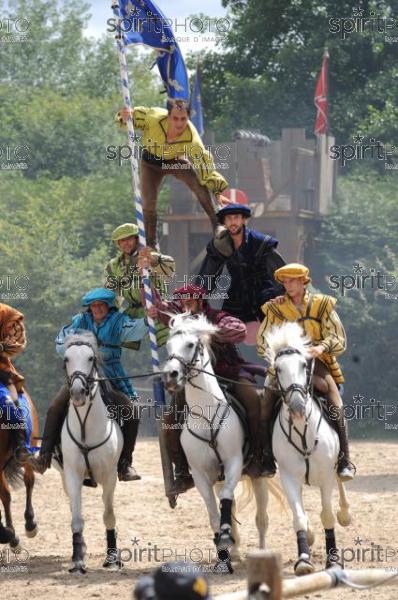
[129,133,141,144]
[353,134,364,145]
[353,393,364,404]
[353,263,364,273]
[131,536,140,546]
[352,7,364,16]
[354,536,363,545]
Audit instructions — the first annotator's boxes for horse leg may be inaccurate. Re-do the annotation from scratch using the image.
[102,473,120,569]
[64,470,86,574]
[251,477,269,550]
[23,464,38,538]
[320,483,337,569]
[215,482,240,562]
[336,478,352,527]
[217,457,242,548]
[0,472,19,548]
[279,472,314,576]
[192,469,220,532]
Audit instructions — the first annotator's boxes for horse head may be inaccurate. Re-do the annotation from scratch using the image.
[265,322,313,419]
[163,312,218,392]
[63,332,99,407]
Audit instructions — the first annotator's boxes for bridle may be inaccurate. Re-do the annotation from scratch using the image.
[64,341,98,401]
[274,347,322,486]
[274,347,314,403]
[166,329,230,479]
[63,340,113,486]
[166,330,211,388]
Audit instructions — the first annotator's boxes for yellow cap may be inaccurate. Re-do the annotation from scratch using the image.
[274,263,311,284]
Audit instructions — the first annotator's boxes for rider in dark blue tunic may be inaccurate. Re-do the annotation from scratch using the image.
[198,204,286,322]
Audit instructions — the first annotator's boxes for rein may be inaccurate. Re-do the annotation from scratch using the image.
[64,340,114,485]
[275,348,322,486]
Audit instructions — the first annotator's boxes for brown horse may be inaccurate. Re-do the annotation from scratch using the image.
[0,390,39,547]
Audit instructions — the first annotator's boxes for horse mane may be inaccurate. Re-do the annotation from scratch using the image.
[264,322,311,364]
[64,331,102,364]
[168,312,219,352]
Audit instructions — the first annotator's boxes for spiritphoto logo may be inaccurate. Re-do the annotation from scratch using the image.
[329,7,397,40]
[329,537,398,568]
[0,546,30,574]
[106,140,231,168]
[0,15,30,43]
[0,274,30,301]
[0,144,30,171]
[328,264,397,297]
[329,135,395,168]
[105,536,231,573]
[107,11,231,41]
[329,393,397,427]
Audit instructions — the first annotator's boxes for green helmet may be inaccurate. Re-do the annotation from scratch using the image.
[111,222,139,243]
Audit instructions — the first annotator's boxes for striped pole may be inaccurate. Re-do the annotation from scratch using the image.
[112,0,159,372]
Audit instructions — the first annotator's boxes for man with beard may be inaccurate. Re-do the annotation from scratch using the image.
[197,204,285,328]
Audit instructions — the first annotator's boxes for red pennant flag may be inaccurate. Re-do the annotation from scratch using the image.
[314,49,329,134]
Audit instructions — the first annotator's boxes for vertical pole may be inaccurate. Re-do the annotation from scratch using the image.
[111,1,176,506]
[112,0,159,371]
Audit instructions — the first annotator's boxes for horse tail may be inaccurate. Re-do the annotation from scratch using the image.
[235,476,254,511]
[235,476,286,513]
[267,479,287,511]
[3,457,24,488]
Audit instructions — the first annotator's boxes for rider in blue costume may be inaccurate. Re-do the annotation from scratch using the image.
[30,288,148,482]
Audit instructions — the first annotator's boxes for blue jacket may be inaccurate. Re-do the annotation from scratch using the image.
[198,227,285,322]
[56,309,148,398]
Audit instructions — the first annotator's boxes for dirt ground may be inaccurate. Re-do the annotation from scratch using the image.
[1,440,398,599]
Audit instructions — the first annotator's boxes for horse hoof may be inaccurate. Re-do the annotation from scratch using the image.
[213,559,233,574]
[9,537,20,550]
[0,526,14,545]
[103,559,123,569]
[69,564,87,574]
[25,525,38,538]
[294,559,315,576]
[337,509,351,527]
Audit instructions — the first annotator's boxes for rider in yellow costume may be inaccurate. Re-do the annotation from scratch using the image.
[257,263,355,481]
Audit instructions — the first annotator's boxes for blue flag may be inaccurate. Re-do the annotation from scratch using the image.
[190,64,204,136]
[116,0,190,102]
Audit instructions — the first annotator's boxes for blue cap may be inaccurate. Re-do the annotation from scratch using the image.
[81,288,117,308]
[217,203,252,222]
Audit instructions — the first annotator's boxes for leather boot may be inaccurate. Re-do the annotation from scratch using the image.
[117,417,141,481]
[334,409,356,481]
[29,384,70,474]
[252,418,276,478]
[163,391,194,494]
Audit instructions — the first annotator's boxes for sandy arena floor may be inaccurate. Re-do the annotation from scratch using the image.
[1,440,398,599]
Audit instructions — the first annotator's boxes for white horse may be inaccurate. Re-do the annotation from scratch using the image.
[59,332,123,573]
[163,313,281,570]
[263,322,352,575]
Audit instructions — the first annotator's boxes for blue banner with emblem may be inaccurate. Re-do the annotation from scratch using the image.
[116,0,190,102]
